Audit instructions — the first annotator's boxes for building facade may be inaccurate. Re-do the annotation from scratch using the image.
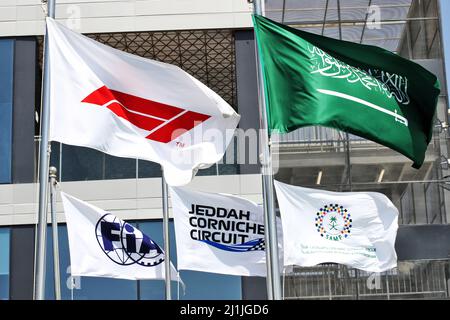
[0,0,449,299]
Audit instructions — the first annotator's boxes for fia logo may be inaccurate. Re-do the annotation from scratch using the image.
[95,214,164,267]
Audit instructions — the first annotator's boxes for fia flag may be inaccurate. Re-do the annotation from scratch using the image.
[60,192,179,280]
[253,15,440,168]
[169,187,283,277]
[274,180,398,272]
[47,18,240,186]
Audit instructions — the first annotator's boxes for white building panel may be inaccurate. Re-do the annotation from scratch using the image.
[0,0,253,36]
[0,174,263,225]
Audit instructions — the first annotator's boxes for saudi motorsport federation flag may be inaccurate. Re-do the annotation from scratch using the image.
[253,15,440,168]
[274,180,398,272]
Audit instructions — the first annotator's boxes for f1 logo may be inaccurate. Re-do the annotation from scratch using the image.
[82,86,211,143]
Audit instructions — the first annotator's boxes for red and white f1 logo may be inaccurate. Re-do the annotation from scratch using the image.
[82,86,211,143]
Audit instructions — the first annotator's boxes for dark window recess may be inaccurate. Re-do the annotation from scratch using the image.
[49,141,60,170]
[138,160,161,178]
[61,144,104,181]
[196,165,218,176]
[104,154,136,180]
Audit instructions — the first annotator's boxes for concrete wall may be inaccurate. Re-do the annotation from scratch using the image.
[0,173,263,226]
[235,30,261,175]
[0,0,253,36]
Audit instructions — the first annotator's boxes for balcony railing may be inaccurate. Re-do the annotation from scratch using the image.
[283,259,450,300]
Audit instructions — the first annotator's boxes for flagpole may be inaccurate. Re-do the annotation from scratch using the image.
[49,167,61,300]
[161,169,172,300]
[252,0,282,300]
[35,0,56,300]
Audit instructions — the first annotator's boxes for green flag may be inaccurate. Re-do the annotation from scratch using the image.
[253,15,440,168]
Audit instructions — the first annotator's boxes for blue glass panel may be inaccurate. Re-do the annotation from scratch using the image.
[137,220,175,300]
[138,221,242,300]
[42,220,241,300]
[45,225,137,300]
[0,40,14,184]
[0,228,10,300]
[178,270,242,300]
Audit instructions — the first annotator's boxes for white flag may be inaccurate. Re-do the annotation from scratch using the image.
[169,186,282,277]
[60,192,179,280]
[47,18,240,186]
[274,180,398,272]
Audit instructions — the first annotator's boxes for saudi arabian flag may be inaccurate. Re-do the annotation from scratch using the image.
[253,15,440,168]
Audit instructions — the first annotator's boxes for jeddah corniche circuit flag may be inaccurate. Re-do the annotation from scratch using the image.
[47,18,240,186]
[60,192,180,280]
[253,15,440,168]
[169,187,283,277]
[274,180,398,272]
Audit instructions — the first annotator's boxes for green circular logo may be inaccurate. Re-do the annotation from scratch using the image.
[315,204,352,241]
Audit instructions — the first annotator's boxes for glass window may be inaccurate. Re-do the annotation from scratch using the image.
[218,163,240,175]
[136,221,173,300]
[49,141,61,171]
[58,145,138,181]
[196,165,218,176]
[56,143,240,182]
[104,155,136,180]
[219,144,240,176]
[0,228,10,300]
[138,160,161,178]
[61,144,105,182]
[0,39,14,184]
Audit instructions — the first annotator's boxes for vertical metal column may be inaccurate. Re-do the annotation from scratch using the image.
[35,0,56,300]
[252,0,282,300]
[161,170,172,300]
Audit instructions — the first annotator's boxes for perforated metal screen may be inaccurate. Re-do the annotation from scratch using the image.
[38,28,237,109]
